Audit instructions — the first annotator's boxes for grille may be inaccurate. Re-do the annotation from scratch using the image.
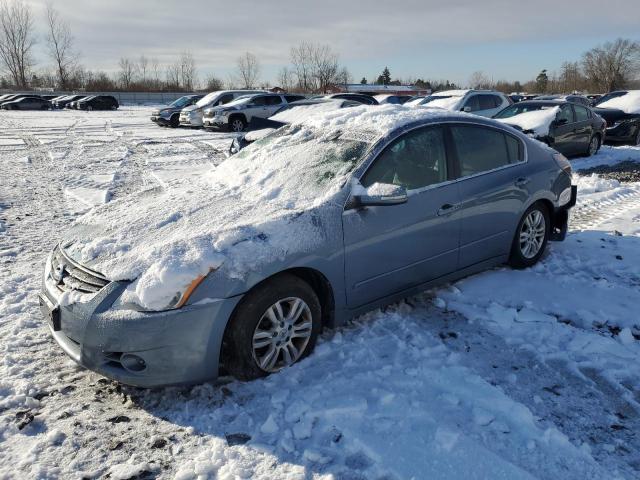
[50,245,109,294]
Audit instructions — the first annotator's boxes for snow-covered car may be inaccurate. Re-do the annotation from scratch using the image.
[494,100,606,157]
[407,89,511,117]
[38,105,576,387]
[150,94,204,127]
[593,90,640,146]
[374,94,413,105]
[179,90,266,128]
[203,93,306,132]
[535,94,591,107]
[228,98,361,154]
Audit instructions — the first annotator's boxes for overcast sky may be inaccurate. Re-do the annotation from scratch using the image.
[25,0,640,86]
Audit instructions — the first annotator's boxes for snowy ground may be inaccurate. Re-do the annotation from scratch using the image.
[1,107,640,479]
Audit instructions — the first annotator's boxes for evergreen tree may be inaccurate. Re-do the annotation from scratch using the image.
[376,67,391,85]
[535,69,549,93]
[360,77,367,84]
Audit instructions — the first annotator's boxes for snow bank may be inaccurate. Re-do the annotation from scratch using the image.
[496,106,560,136]
[596,91,640,114]
[270,101,345,124]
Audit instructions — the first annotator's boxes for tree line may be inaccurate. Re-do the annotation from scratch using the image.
[0,0,638,94]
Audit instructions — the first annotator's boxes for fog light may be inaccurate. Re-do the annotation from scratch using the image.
[120,354,147,372]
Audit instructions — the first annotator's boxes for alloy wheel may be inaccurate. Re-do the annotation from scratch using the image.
[251,297,313,373]
[231,119,245,132]
[519,210,546,259]
[588,136,599,155]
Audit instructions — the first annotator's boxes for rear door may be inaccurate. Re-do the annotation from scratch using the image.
[572,104,592,151]
[263,96,284,117]
[450,124,528,268]
[342,125,461,307]
[245,95,268,121]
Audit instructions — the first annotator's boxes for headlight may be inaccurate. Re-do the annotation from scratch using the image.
[112,270,214,312]
[558,187,573,206]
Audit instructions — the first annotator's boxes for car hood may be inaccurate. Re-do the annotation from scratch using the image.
[496,107,560,137]
[62,152,348,310]
[181,105,199,113]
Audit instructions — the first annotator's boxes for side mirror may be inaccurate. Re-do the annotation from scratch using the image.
[462,106,472,113]
[555,117,568,126]
[348,184,408,209]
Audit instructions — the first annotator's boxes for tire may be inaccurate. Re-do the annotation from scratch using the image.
[508,202,550,269]
[228,115,247,132]
[634,129,640,146]
[170,114,180,128]
[87,106,93,112]
[585,134,600,157]
[222,273,321,380]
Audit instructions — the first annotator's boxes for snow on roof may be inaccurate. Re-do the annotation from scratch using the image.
[269,100,346,124]
[596,90,640,114]
[344,84,425,93]
[496,106,560,136]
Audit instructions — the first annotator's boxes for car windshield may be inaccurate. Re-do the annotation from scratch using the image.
[169,96,195,108]
[196,92,224,108]
[232,125,374,194]
[495,104,549,118]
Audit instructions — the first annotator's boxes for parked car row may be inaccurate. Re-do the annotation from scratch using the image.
[0,93,119,111]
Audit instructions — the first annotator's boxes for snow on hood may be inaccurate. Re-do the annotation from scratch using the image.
[64,120,376,310]
[596,91,640,114]
[496,106,560,136]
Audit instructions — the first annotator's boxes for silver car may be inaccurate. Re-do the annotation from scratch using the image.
[39,108,576,387]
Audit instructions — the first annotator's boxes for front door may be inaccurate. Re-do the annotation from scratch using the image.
[549,104,577,155]
[342,126,461,308]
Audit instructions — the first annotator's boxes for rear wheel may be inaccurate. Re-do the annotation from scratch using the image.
[585,134,600,156]
[508,203,550,269]
[170,114,180,128]
[222,273,321,380]
[87,106,93,111]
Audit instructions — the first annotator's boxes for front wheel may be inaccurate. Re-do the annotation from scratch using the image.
[222,274,321,380]
[228,116,246,132]
[508,203,550,269]
[170,114,180,128]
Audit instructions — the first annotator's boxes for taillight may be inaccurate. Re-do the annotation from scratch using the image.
[553,153,572,175]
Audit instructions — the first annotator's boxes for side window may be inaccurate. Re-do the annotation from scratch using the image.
[478,95,497,110]
[361,127,448,191]
[464,95,480,112]
[557,105,575,124]
[265,96,283,105]
[218,94,234,105]
[574,105,590,122]
[252,96,268,106]
[451,125,522,177]
[285,95,304,102]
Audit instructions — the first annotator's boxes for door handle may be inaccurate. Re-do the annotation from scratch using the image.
[437,203,460,216]
[515,177,530,187]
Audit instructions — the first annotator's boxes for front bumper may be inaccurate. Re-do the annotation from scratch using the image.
[39,260,242,387]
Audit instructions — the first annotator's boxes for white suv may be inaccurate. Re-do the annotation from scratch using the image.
[179,90,266,127]
[407,89,511,117]
[203,93,306,132]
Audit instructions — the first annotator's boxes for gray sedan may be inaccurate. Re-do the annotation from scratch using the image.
[39,110,576,387]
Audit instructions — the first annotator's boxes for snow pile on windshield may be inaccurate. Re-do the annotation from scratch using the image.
[596,91,640,114]
[496,106,560,136]
[65,124,372,310]
[270,101,346,124]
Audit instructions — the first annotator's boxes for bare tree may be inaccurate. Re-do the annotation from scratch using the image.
[118,57,135,89]
[44,3,76,89]
[290,41,315,91]
[335,66,351,87]
[277,66,294,91]
[312,44,339,93]
[235,51,260,89]
[178,51,196,91]
[204,74,223,91]
[0,0,36,88]
[165,61,181,90]
[151,57,160,85]
[138,54,149,84]
[468,71,493,89]
[582,38,640,92]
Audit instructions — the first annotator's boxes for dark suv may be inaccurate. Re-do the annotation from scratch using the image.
[77,95,119,111]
